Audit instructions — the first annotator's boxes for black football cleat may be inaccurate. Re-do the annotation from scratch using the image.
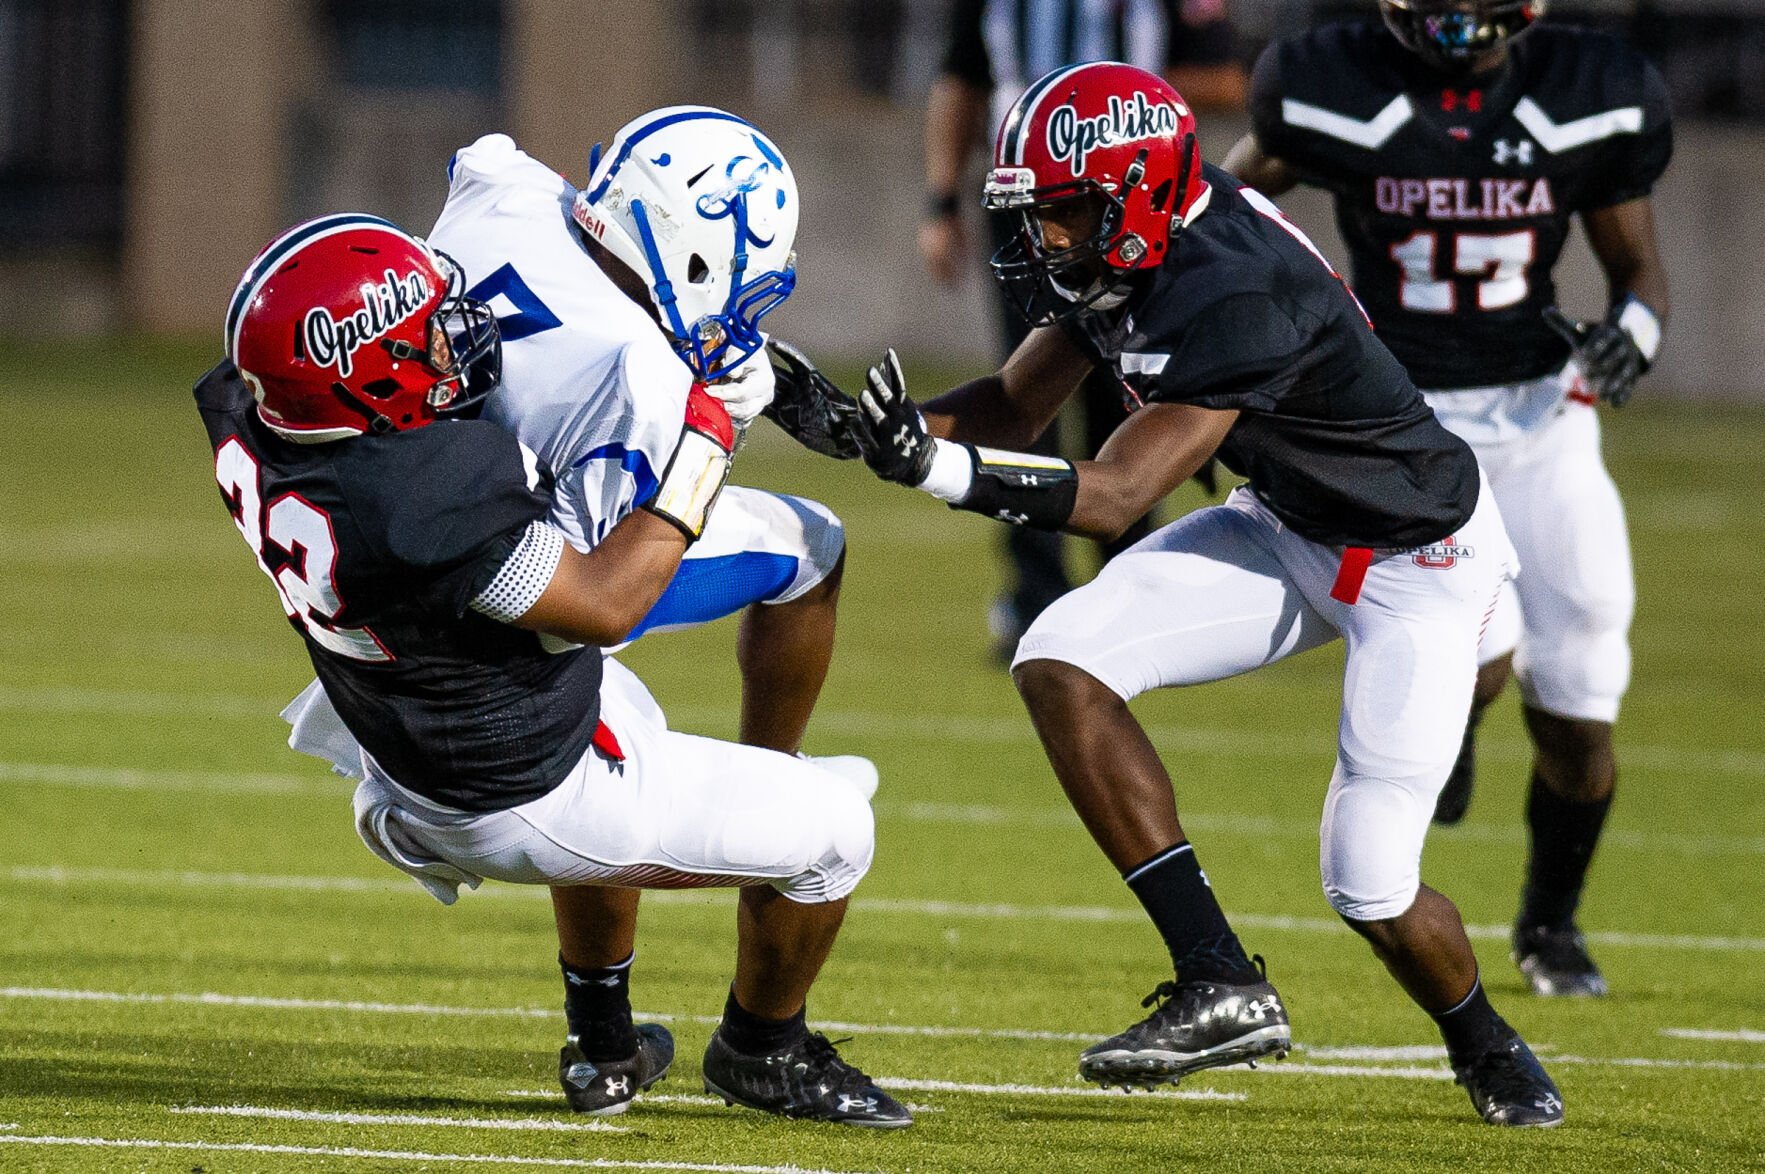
[1513,923,1609,998]
[1078,966,1291,1089]
[701,1029,913,1128]
[1453,1032,1565,1127]
[559,1023,674,1115]
[1432,725,1479,825]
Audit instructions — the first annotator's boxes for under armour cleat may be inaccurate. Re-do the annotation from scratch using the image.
[1433,726,1478,825]
[701,1029,912,1128]
[1513,923,1609,997]
[559,1023,674,1115]
[1453,1031,1565,1127]
[1079,965,1291,1089]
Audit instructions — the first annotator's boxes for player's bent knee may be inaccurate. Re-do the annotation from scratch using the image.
[775,781,874,904]
[1322,876,1421,924]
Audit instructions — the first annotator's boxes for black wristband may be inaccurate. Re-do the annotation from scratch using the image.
[927,191,962,219]
[950,445,1079,531]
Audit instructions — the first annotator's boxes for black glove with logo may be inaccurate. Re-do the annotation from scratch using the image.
[762,338,864,459]
[1544,305,1646,408]
[855,349,936,487]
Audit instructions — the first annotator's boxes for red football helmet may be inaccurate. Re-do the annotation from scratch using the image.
[985,62,1208,323]
[225,214,500,442]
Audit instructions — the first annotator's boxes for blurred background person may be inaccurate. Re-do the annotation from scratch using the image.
[918,0,1247,659]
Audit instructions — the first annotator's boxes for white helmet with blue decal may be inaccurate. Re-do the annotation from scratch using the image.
[572,105,798,381]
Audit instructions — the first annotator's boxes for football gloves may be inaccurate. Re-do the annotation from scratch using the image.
[855,349,936,487]
[706,342,777,427]
[763,339,864,460]
[1544,299,1660,409]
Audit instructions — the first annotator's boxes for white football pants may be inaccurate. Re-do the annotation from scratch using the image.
[303,660,875,906]
[1423,370,1634,723]
[1013,480,1518,921]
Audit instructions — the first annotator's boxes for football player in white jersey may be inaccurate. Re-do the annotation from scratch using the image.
[280,108,889,1120]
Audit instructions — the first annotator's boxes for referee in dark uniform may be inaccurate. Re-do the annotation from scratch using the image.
[920,0,1245,658]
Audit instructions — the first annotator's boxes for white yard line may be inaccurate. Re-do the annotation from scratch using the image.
[13,864,1765,952]
[3,683,1761,778]
[1661,1028,1765,1044]
[170,1105,625,1132]
[0,1136,857,1173]
[877,1078,1243,1101]
[7,758,1761,858]
[5,986,1762,1081]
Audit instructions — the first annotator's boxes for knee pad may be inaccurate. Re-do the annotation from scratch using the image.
[777,782,874,904]
[1319,766,1429,922]
[1515,609,1632,724]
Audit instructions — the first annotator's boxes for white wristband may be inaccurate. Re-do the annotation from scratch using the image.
[1616,297,1662,364]
[918,438,976,503]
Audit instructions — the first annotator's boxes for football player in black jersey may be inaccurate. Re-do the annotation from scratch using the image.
[198,215,911,1129]
[1224,0,1672,999]
[779,62,1560,1126]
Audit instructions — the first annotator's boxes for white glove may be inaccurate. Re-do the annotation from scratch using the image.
[707,343,777,426]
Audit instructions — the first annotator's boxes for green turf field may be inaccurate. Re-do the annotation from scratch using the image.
[2,339,1762,1172]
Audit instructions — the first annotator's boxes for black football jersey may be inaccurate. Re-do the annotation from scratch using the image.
[195,361,603,813]
[1249,21,1672,389]
[1064,165,1479,549]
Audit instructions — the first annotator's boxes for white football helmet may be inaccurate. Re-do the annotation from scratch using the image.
[573,106,799,380]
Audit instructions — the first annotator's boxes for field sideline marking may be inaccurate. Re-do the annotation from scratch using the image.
[1660,1028,1765,1044]
[6,762,1761,858]
[13,864,1765,953]
[3,683,1762,779]
[0,1136,858,1173]
[6,987,1764,1080]
[170,1105,626,1133]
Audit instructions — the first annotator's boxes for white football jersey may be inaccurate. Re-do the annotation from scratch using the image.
[429,133,691,550]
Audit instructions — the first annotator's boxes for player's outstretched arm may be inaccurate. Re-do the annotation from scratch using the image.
[855,350,1235,542]
[508,384,737,646]
[514,511,691,646]
[1220,133,1298,197]
[919,324,1094,448]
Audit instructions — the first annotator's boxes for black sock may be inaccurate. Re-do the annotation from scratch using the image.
[1519,773,1613,929]
[718,987,808,1056]
[561,951,638,1060]
[1124,842,1259,985]
[1431,974,1510,1064]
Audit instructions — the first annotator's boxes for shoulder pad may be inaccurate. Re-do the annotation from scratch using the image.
[447,133,568,194]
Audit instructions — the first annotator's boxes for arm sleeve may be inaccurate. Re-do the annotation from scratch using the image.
[941,0,992,89]
[1166,0,1236,67]
[470,520,568,623]
[1584,58,1673,210]
[364,424,557,619]
[1150,293,1308,412]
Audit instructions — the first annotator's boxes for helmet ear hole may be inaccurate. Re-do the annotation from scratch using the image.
[360,378,400,400]
[1149,179,1173,213]
[687,254,711,284]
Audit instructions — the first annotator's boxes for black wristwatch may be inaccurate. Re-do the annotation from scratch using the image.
[927,191,962,219]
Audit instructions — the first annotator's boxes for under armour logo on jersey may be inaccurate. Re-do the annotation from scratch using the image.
[302,267,432,378]
[1440,88,1483,113]
[1493,138,1536,166]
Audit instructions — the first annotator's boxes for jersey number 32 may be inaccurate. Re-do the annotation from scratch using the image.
[214,437,392,663]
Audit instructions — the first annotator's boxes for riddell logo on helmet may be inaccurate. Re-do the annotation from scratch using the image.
[302,269,432,379]
[1046,93,1182,177]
